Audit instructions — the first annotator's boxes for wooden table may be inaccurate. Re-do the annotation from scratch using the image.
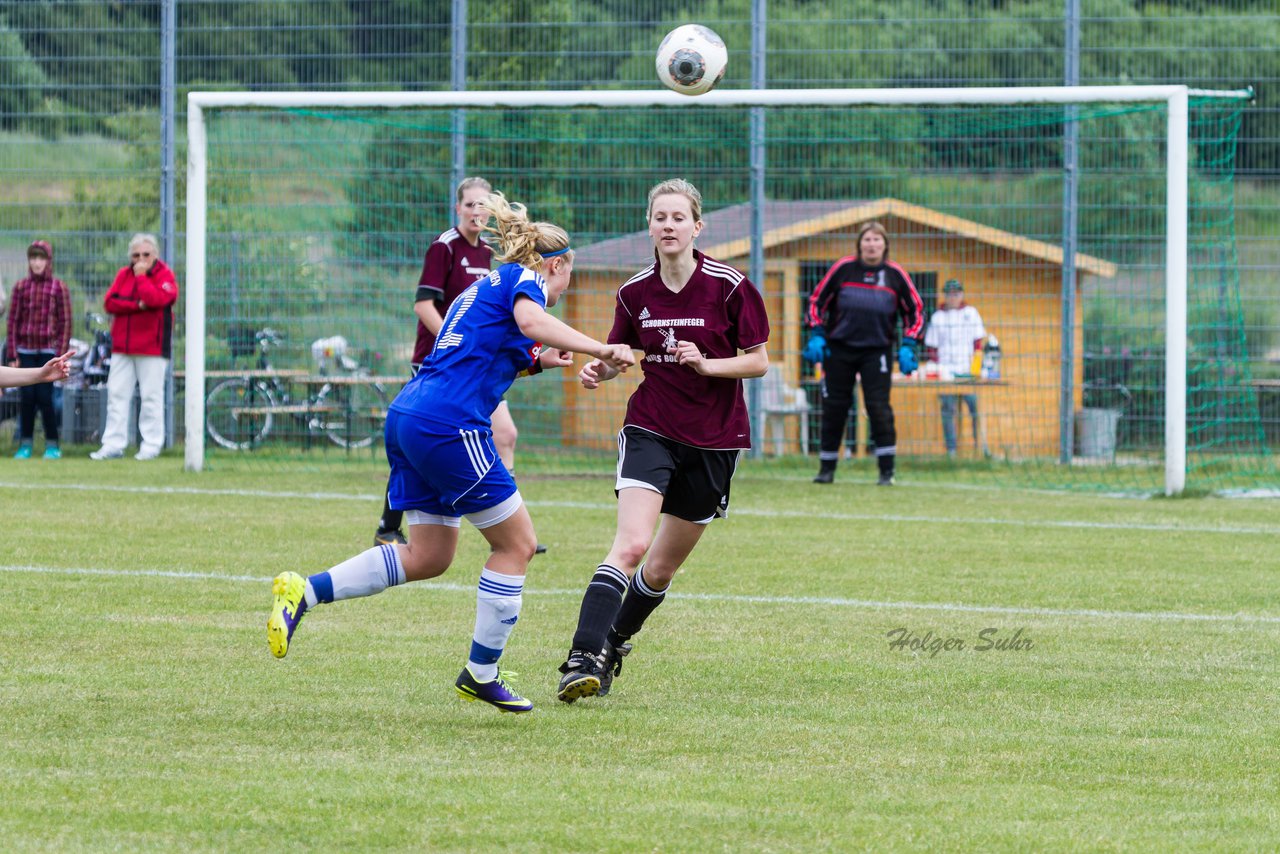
[804,376,1008,457]
[896,377,1007,456]
[892,374,1008,387]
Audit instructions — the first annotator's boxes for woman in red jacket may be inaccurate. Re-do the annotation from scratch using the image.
[90,233,179,461]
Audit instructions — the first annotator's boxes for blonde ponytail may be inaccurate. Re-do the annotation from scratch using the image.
[481,192,572,269]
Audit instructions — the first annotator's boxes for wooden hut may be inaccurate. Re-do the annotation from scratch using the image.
[563,198,1115,457]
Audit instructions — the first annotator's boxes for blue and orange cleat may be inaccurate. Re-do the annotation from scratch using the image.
[267,571,308,659]
[455,665,533,713]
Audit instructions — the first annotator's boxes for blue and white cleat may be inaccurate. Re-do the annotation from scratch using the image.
[267,571,308,659]
[455,665,534,713]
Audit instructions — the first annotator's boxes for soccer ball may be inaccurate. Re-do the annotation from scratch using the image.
[656,25,728,96]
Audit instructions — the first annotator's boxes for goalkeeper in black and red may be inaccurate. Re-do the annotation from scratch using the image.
[805,220,923,486]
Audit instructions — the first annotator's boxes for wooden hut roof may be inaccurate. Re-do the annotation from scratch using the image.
[572,197,1116,277]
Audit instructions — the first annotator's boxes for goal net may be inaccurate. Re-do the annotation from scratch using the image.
[184,87,1271,495]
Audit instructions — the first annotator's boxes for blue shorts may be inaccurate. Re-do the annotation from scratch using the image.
[385,409,519,519]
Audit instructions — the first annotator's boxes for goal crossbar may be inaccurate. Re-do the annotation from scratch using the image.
[186,85,1249,110]
[184,85,1254,492]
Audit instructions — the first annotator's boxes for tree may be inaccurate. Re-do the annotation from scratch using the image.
[0,21,51,133]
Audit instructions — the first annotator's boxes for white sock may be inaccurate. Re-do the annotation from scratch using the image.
[467,567,525,680]
[304,544,405,607]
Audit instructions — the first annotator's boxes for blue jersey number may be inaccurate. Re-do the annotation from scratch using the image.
[436,285,479,351]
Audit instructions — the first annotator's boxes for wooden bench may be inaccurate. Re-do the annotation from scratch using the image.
[175,369,309,380]
[229,404,343,417]
[292,375,407,386]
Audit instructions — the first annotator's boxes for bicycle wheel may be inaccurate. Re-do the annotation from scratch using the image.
[206,378,276,450]
[316,381,388,449]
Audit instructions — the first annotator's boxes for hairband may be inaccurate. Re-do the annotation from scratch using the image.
[539,247,571,258]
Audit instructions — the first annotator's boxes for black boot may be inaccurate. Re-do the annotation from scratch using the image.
[877,454,895,486]
[813,458,837,484]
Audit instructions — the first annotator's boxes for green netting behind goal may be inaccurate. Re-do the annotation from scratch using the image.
[189,97,1274,494]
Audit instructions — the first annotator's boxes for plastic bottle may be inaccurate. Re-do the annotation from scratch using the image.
[983,335,1001,380]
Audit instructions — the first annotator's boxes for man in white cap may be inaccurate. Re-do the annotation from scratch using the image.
[924,279,988,458]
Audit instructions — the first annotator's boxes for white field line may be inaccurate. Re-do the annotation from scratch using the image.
[0,480,1277,537]
[4,563,1280,626]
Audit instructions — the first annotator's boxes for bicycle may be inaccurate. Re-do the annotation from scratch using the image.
[204,328,390,451]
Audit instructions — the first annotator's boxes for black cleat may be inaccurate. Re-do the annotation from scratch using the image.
[556,648,604,703]
[877,473,895,486]
[534,543,548,555]
[598,639,632,697]
[813,459,836,484]
[374,529,408,546]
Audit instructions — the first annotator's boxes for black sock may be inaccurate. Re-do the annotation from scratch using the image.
[609,564,667,645]
[571,564,628,652]
[378,488,402,534]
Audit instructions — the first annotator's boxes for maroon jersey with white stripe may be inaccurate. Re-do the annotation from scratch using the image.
[609,250,770,450]
[412,229,493,366]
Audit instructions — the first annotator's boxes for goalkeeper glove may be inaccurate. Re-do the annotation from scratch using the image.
[803,332,830,363]
[898,341,918,375]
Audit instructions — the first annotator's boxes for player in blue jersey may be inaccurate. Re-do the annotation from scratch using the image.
[266,192,634,713]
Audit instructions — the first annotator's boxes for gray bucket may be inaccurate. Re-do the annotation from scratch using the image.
[1075,408,1121,460]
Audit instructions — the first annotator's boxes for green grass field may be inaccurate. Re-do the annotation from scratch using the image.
[2,456,1278,851]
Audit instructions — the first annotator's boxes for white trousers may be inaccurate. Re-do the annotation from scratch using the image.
[102,354,168,454]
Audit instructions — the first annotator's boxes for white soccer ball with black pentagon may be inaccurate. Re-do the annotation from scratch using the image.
[656,25,728,96]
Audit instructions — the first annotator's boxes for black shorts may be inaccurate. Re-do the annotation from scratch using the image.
[615,426,741,523]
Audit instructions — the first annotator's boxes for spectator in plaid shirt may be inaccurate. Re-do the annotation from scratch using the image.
[5,240,71,460]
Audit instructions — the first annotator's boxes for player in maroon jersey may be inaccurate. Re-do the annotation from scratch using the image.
[556,178,771,703]
[373,177,545,553]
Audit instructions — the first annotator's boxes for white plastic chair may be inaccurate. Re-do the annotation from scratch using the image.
[759,367,810,456]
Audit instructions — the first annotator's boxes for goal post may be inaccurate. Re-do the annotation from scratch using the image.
[184,85,1258,495]
[1165,87,1189,496]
